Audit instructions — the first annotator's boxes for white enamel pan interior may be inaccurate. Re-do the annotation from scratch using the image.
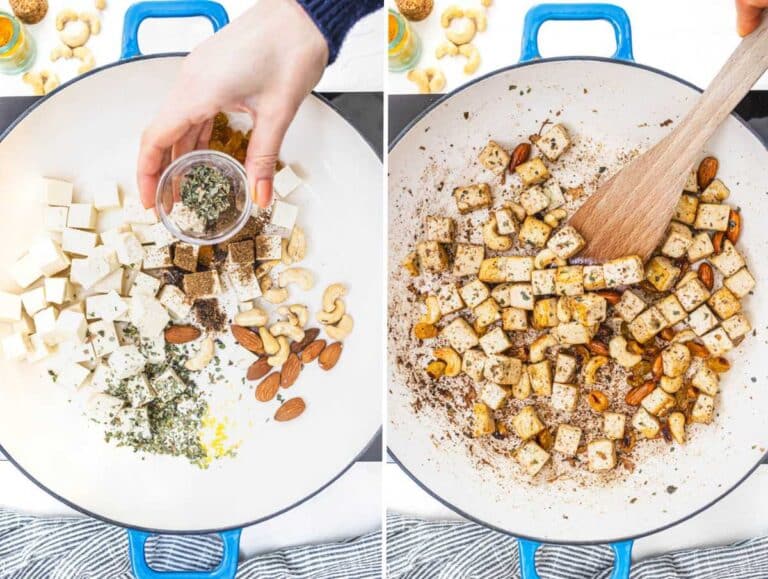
[388,57,768,544]
[0,55,382,533]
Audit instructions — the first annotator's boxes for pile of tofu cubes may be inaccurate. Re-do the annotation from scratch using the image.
[406,123,755,477]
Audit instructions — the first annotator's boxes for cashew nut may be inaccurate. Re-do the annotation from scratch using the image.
[317,299,345,325]
[482,214,512,251]
[419,295,441,325]
[267,336,290,367]
[446,18,477,45]
[50,44,73,62]
[534,248,562,269]
[435,41,459,59]
[184,337,214,371]
[278,306,299,326]
[288,305,308,327]
[441,6,464,27]
[263,288,289,304]
[60,19,90,48]
[458,44,481,74]
[56,8,78,30]
[530,334,558,363]
[22,70,60,95]
[671,329,697,344]
[425,67,446,92]
[556,297,572,323]
[234,307,268,327]
[676,271,698,288]
[402,251,420,277]
[270,321,305,343]
[434,347,461,377]
[95,0,106,9]
[507,202,527,222]
[609,336,642,369]
[322,284,347,312]
[582,355,609,386]
[80,11,101,34]
[260,276,273,293]
[73,46,95,74]
[259,327,280,356]
[465,8,487,31]
[668,412,686,445]
[281,238,294,266]
[407,68,445,94]
[544,208,567,228]
[278,267,314,291]
[255,260,279,279]
[286,226,307,263]
[325,314,354,341]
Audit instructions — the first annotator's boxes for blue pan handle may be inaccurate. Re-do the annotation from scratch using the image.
[518,538,633,579]
[127,529,241,579]
[121,0,230,60]
[520,3,634,62]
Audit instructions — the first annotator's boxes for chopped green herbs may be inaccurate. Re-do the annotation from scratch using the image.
[180,165,233,227]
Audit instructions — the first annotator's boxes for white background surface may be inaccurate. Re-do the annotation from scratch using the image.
[0,0,384,95]
[389,0,767,94]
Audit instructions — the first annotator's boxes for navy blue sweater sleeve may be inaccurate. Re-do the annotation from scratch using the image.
[297,0,382,64]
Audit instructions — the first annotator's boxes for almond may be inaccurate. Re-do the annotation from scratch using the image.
[687,341,710,358]
[290,327,320,354]
[712,231,725,254]
[508,142,531,172]
[255,372,280,402]
[231,324,265,355]
[697,156,718,191]
[595,290,622,305]
[247,357,271,381]
[652,354,664,381]
[280,353,302,388]
[698,262,714,290]
[726,210,741,244]
[625,381,655,406]
[274,397,306,421]
[318,341,343,370]
[587,340,609,356]
[164,325,201,344]
[301,339,326,363]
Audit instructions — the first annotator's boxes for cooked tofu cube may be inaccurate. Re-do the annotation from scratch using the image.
[502,307,528,331]
[426,215,455,243]
[43,177,73,206]
[695,203,731,231]
[442,318,479,353]
[603,412,626,440]
[453,244,484,277]
[478,257,534,283]
[603,256,644,288]
[437,283,465,315]
[459,279,489,309]
[532,298,558,328]
[473,298,501,328]
[513,406,545,440]
[685,168,700,193]
[67,203,97,230]
[543,179,566,209]
[489,208,516,237]
[583,265,606,291]
[478,140,511,175]
[453,183,492,214]
[555,322,592,345]
[479,382,509,410]
[702,327,734,356]
[628,306,666,343]
[687,232,715,262]
[708,287,741,320]
[660,375,683,394]
[489,283,513,307]
[632,407,660,438]
[551,382,579,412]
[690,394,716,424]
[554,424,581,456]
[722,313,751,340]
[515,157,550,187]
[479,326,511,355]
[0,291,22,322]
[725,268,755,298]
[700,179,730,203]
[109,345,146,379]
[158,285,192,320]
[686,304,718,336]
[483,354,522,385]
[2,332,31,361]
[520,186,550,215]
[532,269,556,296]
[507,284,535,310]
[461,349,487,381]
[587,439,617,471]
[656,294,686,326]
[570,294,607,325]
[661,223,693,259]
[675,278,711,312]
[416,241,449,273]
[554,266,584,297]
[255,235,282,260]
[646,257,681,292]
[641,387,675,416]
[554,353,577,383]
[534,124,571,161]
[711,240,745,277]
[615,290,646,322]
[513,367,532,399]
[674,194,699,225]
[692,365,719,396]
[547,226,585,260]
[472,402,496,437]
[528,360,552,395]
[519,216,552,247]
[515,441,550,476]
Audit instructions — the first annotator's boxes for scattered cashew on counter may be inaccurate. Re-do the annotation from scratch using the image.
[407,67,446,94]
[22,70,59,95]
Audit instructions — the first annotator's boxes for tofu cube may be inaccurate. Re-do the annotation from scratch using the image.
[690,394,716,424]
[43,177,73,206]
[722,313,751,340]
[67,203,97,230]
[570,293,607,325]
[660,375,683,394]
[273,165,302,197]
[2,332,31,361]
[109,345,146,379]
[53,363,91,390]
[142,245,173,269]
[44,206,69,233]
[520,185,550,215]
[453,183,492,214]
[0,291,22,322]
[479,382,509,410]
[603,256,644,288]
[122,200,158,225]
[657,294,687,326]
[478,140,511,175]
[62,228,98,256]
[453,243,484,277]
[532,269,556,296]
[587,439,617,471]
[532,298,558,328]
[441,318,479,353]
[528,360,553,395]
[479,326,511,355]
[645,257,681,292]
[33,306,58,344]
[641,387,675,416]
[129,271,161,297]
[494,208,517,235]
[695,203,731,231]
[674,194,699,225]
[473,298,501,328]
[700,179,730,203]
[472,402,496,437]
[478,257,534,283]
[711,240,745,277]
[84,393,124,423]
[227,264,262,302]
[692,365,719,396]
[675,278,711,312]
[551,382,579,412]
[502,307,528,331]
[687,232,715,262]
[93,182,122,210]
[547,226,585,260]
[227,240,255,265]
[615,290,646,322]
[515,441,551,476]
[661,222,693,259]
[513,406,545,440]
[9,253,43,288]
[554,424,582,456]
[48,309,87,345]
[583,265,606,291]
[534,124,571,161]
[687,304,718,336]
[425,215,455,243]
[632,407,660,438]
[515,157,550,187]
[702,327,734,356]
[43,277,70,306]
[459,279,489,308]
[416,241,449,273]
[130,295,170,338]
[29,238,70,277]
[153,367,187,403]
[86,291,128,321]
[513,368,532,400]
[113,407,152,440]
[461,349,487,381]
[684,170,698,193]
[173,243,200,273]
[518,216,552,247]
[507,284,535,310]
[112,233,144,267]
[554,353,577,383]
[270,200,298,231]
[554,266,584,296]
[27,334,54,362]
[724,268,756,298]
[21,287,47,316]
[555,322,592,345]
[628,306,666,343]
[158,285,192,320]
[490,283,515,307]
[89,320,120,357]
[483,354,522,385]
[437,283,465,315]
[254,235,282,260]
[103,224,133,247]
[123,374,156,407]
[603,412,626,440]
[708,287,741,320]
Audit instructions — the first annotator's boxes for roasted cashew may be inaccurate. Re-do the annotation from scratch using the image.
[184,337,214,371]
[288,305,308,327]
[270,321,305,343]
[671,329,697,344]
[419,295,441,325]
[582,355,609,386]
[50,44,73,62]
[441,5,464,27]
[73,46,95,74]
[668,412,686,444]
[435,41,459,59]
[556,297,572,323]
[281,238,294,265]
[258,327,280,355]
[425,67,446,92]
[534,248,560,269]
[56,8,78,30]
[80,11,101,34]
[434,347,461,377]
[60,19,90,48]
[609,336,642,369]
[544,208,567,228]
[402,251,420,277]
[22,70,59,95]
[459,44,481,74]
[325,314,354,341]
[278,306,299,326]
[316,299,345,325]
[255,260,279,279]
[465,8,487,31]
[322,284,347,312]
[676,271,698,288]
[482,214,513,251]
[507,202,527,222]
[263,287,289,304]
[267,336,290,367]
[278,267,314,291]
[530,334,557,363]
[260,276,273,293]
[407,69,430,94]
[234,307,268,327]
[446,18,477,45]
[286,226,307,262]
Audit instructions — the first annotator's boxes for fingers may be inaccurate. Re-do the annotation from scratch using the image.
[172,123,207,162]
[736,0,768,36]
[197,118,214,149]
[244,111,292,209]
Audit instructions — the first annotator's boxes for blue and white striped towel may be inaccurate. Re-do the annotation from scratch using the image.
[0,508,381,578]
[386,514,768,579]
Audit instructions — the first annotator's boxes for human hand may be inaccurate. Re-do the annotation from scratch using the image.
[137,0,328,209]
[736,0,768,36]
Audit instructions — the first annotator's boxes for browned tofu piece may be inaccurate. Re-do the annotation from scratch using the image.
[453,184,492,214]
[416,241,449,273]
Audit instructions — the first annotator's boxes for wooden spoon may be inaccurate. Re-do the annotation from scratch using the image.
[570,16,768,262]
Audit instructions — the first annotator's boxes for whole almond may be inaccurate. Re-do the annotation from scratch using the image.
[318,342,343,370]
[698,262,714,290]
[301,339,326,363]
[687,341,710,358]
[275,397,306,421]
[726,210,741,244]
[255,372,280,402]
[595,290,622,305]
[247,357,271,381]
[712,231,725,254]
[231,324,265,355]
[625,381,656,406]
[587,340,609,356]
[280,353,302,388]
[508,142,531,172]
[164,325,201,344]
[290,328,320,354]
[652,354,664,381]
[697,156,718,190]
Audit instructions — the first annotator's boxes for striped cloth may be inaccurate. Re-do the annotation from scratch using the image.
[0,508,381,578]
[386,514,768,579]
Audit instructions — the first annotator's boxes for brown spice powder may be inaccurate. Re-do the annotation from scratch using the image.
[193,298,227,332]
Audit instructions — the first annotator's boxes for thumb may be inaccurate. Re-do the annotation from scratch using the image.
[244,111,291,209]
[736,0,764,36]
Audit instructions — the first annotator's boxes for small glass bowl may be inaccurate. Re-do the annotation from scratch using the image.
[156,150,252,246]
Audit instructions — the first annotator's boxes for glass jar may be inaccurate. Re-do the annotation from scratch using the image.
[0,12,35,75]
[388,9,421,72]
